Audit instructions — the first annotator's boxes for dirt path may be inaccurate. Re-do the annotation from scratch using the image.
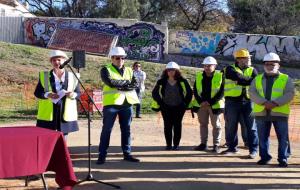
[1,114,300,190]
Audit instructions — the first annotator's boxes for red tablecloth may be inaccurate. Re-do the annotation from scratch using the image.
[0,126,77,189]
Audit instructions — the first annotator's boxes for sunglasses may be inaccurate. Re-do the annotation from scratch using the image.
[134,65,141,68]
[114,57,125,60]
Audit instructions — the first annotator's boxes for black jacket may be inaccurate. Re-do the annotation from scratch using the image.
[100,64,138,91]
[223,63,257,101]
[193,71,224,114]
[152,77,192,109]
[34,70,80,133]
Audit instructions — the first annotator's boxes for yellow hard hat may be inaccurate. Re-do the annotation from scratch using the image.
[234,48,251,58]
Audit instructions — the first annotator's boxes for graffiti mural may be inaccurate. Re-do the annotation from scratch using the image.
[24,18,165,61]
[117,23,165,61]
[169,30,300,62]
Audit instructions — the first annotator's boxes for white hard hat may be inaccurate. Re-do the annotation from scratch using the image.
[202,56,217,65]
[109,47,127,57]
[166,61,180,70]
[49,50,68,59]
[263,52,280,62]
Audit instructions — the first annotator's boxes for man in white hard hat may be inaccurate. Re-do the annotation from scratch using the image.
[192,56,224,153]
[34,49,80,138]
[97,47,140,164]
[249,52,294,167]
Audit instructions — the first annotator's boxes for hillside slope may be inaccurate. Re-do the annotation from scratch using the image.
[0,42,200,122]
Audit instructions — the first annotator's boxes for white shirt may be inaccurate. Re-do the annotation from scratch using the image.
[44,70,77,99]
[133,70,146,92]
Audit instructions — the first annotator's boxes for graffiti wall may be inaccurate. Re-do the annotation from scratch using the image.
[169,30,300,62]
[24,17,165,61]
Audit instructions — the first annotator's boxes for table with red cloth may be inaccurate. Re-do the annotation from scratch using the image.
[0,126,77,189]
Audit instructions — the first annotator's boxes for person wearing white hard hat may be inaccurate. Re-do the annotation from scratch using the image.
[152,61,192,150]
[34,49,80,140]
[192,56,224,153]
[249,52,294,167]
[97,47,140,164]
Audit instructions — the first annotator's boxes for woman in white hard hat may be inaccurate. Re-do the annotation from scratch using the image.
[34,49,80,140]
[152,62,192,150]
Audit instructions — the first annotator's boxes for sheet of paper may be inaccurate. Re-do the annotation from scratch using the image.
[52,90,67,104]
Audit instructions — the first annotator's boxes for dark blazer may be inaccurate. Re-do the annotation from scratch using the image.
[152,77,192,109]
[34,70,80,134]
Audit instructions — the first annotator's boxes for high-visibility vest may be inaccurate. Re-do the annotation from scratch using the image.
[192,71,224,109]
[102,64,139,106]
[37,71,78,121]
[151,80,192,110]
[224,65,254,98]
[253,73,290,115]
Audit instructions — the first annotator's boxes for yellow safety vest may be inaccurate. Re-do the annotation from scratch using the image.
[192,71,224,109]
[224,65,254,98]
[102,64,139,106]
[253,73,290,115]
[37,71,78,121]
[151,81,191,110]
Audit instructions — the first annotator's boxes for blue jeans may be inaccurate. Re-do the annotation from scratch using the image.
[225,99,258,153]
[98,105,133,158]
[256,119,289,162]
[135,88,142,117]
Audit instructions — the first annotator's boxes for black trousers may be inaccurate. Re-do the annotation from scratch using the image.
[161,105,186,147]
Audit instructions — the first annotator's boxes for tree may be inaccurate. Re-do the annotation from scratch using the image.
[174,0,226,31]
[20,0,105,17]
[139,0,176,23]
[228,0,300,35]
[103,0,140,19]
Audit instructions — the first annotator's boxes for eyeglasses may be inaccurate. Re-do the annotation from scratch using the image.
[203,65,214,67]
[265,63,277,66]
[114,57,125,60]
[167,69,175,72]
[134,65,141,68]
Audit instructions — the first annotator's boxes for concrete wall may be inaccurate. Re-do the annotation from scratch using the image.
[24,17,167,62]
[169,30,300,64]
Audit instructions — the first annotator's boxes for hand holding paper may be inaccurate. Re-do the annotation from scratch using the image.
[51,90,67,104]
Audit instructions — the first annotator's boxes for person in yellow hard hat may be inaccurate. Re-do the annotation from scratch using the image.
[97,47,140,165]
[34,50,80,140]
[192,56,224,153]
[221,48,258,159]
[249,52,294,167]
[152,62,192,150]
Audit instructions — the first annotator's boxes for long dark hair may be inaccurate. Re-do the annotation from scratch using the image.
[161,69,182,80]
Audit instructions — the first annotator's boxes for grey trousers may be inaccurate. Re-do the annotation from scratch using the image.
[197,106,222,146]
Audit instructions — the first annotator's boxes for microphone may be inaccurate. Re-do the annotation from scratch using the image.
[59,57,73,69]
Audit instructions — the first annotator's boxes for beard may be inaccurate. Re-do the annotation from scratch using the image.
[264,66,279,75]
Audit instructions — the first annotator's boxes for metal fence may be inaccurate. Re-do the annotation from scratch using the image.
[0,17,24,44]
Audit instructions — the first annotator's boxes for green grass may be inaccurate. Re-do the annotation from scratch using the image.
[0,42,200,123]
[1,41,300,123]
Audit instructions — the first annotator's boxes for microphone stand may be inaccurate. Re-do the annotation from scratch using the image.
[66,64,120,189]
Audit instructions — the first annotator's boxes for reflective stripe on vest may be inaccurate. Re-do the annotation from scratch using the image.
[63,72,79,121]
[37,71,53,121]
[151,81,190,109]
[224,65,254,98]
[253,73,290,115]
[193,71,224,109]
[103,64,139,106]
[37,71,79,122]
